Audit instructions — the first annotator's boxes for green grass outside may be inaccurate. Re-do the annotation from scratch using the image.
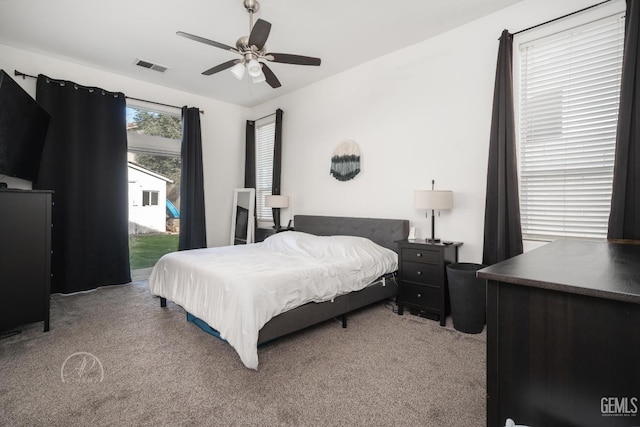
[129,234,179,270]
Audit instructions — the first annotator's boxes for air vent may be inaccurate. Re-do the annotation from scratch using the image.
[135,59,168,73]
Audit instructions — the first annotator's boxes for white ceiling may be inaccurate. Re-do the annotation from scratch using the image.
[0,0,521,107]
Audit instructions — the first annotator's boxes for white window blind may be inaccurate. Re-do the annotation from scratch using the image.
[256,120,275,221]
[517,13,624,240]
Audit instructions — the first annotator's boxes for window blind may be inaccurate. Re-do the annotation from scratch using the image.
[256,120,275,221]
[517,13,624,240]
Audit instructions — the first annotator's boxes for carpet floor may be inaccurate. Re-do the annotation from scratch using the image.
[0,281,486,426]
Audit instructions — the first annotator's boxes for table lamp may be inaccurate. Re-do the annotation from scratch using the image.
[265,194,289,230]
[415,180,453,243]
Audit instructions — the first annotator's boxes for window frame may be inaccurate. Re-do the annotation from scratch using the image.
[255,117,276,223]
[142,190,159,206]
[513,3,625,242]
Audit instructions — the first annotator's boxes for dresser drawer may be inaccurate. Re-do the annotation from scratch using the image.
[400,282,439,309]
[401,247,441,264]
[402,261,443,286]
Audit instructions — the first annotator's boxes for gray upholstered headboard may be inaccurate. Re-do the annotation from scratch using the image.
[293,215,409,253]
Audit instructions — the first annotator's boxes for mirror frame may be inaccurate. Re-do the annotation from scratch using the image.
[230,188,255,245]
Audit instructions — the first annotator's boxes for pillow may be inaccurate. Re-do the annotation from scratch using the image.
[262,230,398,271]
[260,231,322,255]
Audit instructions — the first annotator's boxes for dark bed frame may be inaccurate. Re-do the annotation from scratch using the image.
[159,214,409,345]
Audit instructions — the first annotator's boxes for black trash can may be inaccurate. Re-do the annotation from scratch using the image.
[446,263,487,334]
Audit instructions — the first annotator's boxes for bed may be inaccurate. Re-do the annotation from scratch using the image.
[149,215,409,369]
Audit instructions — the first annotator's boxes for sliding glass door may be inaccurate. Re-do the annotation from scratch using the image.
[126,106,181,279]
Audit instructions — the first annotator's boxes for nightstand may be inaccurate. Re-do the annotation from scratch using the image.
[256,227,276,242]
[396,239,462,326]
[255,227,294,242]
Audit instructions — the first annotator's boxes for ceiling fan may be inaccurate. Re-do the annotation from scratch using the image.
[177,0,321,89]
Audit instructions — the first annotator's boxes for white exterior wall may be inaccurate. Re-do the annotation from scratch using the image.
[128,167,167,234]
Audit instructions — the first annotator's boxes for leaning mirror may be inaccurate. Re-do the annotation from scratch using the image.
[230,188,255,245]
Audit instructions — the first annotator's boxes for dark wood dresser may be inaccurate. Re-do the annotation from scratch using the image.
[0,189,52,332]
[395,239,462,325]
[478,239,640,427]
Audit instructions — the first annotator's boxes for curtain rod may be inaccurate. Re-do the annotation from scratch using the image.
[513,0,612,35]
[13,70,204,114]
[252,112,276,122]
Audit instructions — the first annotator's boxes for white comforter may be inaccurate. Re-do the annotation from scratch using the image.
[148,231,398,369]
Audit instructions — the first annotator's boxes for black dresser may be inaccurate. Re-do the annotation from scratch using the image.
[0,189,52,332]
[478,239,640,427]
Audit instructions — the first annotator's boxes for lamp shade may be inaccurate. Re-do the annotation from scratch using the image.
[251,71,266,83]
[246,59,262,77]
[265,195,289,208]
[230,62,246,80]
[415,190,453,210]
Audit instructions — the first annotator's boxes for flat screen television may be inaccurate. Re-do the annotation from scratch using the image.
[0,69,51,183]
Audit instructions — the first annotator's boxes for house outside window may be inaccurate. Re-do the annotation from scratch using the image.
[515,10,624,241]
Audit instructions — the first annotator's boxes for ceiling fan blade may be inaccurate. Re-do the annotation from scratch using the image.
[202,60,238,76]
[176,31,236,52]
[248,19,271,50]
[261,63,281,88]
[268,53,321,66]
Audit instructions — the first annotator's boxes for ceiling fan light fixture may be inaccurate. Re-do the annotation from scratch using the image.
[230,62,246,80]
[251,71,266,83]
[246,58,262,77]
[177,0,321,90]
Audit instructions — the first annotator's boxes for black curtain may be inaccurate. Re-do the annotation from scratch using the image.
[272,109,283,228]
[178,107,207,250]
[482,30,523,265]
[244,120,256,188]
[608,0,640,241]
[34,75,130,293]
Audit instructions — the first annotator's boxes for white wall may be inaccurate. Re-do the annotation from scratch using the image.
[0,43,249,247]
[249,0,616,263]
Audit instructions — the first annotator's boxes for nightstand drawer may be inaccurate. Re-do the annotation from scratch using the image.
[402,261,443,286]
[400,282,439,308]
[402,247,441,264]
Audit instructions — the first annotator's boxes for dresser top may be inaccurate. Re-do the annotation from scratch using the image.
[477,239,640,305]
[396,239,463,248]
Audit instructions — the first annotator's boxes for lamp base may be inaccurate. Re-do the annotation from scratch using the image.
[424,238,441,244]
